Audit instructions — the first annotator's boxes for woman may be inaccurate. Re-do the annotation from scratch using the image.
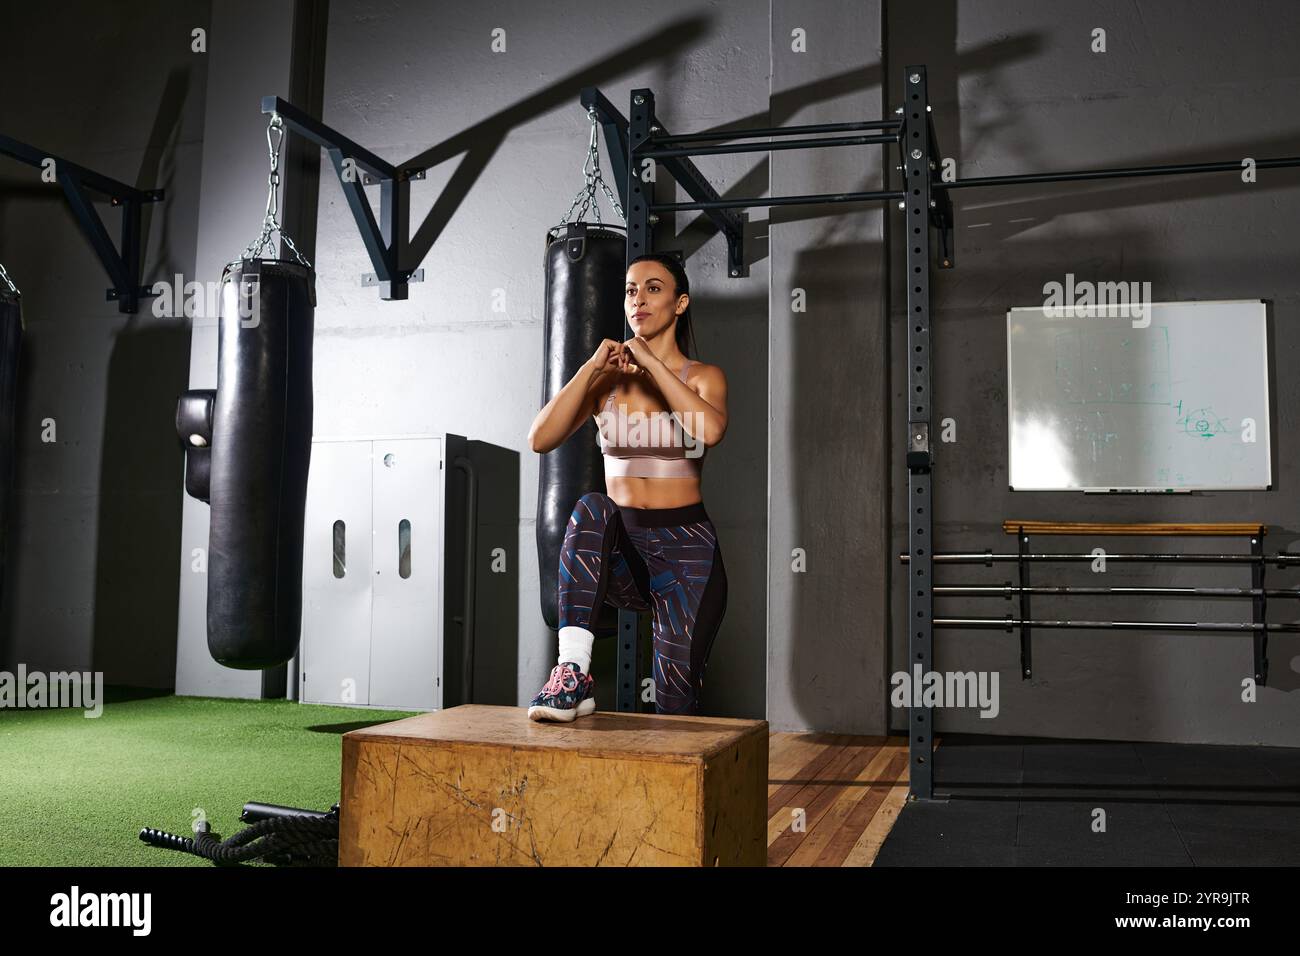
[526,253,729,721]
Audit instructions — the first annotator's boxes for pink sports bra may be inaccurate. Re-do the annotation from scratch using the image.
[597,360,706,479]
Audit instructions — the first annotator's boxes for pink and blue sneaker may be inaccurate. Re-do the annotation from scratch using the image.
[527,662,596,722]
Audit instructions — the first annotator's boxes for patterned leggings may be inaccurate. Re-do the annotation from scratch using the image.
[558,492,728,715]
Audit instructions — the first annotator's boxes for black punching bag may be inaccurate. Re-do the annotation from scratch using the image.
[0,291,21,616]
[537,223,626,635]
[204,259,315,668]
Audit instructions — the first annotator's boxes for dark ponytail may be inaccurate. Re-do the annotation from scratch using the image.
[628,252,698,359]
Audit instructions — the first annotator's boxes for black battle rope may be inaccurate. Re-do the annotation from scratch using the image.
[140,807,339,867]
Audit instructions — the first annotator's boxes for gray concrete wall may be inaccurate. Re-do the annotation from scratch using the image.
[0,0,210,687]
[887,0,1300,745]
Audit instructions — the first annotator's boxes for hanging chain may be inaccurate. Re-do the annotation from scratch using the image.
[0,263,17,296]
[557,107,626,227]
[237,113,313,269]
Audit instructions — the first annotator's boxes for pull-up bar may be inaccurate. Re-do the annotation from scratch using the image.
[652,189,905,212]
[942,154,1300,190]
[653,118,903,144]
[642,132,900,160]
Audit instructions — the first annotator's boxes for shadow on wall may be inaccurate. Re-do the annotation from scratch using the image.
[91,320,191,688]
[0,321,33,666]
[367,15,715,267]
[91,64,195,690]
[787,238,887,726]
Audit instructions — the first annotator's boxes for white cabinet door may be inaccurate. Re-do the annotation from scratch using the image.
[301,440,374,706]
[369,438,442,710]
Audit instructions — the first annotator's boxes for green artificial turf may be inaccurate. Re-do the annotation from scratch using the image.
[0,687,421,866]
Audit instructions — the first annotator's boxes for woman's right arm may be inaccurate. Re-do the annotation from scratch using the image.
[528,339,620,453]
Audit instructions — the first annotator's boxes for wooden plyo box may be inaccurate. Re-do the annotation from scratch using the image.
[339,704,768,866]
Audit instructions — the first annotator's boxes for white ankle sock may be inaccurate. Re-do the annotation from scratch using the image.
[557,625,595,674]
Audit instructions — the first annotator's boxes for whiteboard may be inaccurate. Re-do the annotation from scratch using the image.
[1006,300,1271,491]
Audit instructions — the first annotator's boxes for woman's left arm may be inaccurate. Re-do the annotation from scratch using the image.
[627,336,728,446]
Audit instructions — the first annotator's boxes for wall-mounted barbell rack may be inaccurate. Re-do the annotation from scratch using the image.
[582,65,1300,801]
[901,520,1300,688]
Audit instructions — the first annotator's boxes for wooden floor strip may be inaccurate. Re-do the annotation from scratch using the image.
[766,733,864,817]
[767,741,885,865]
[807,747,908,867]
[764,731,919,866]
[766,733,841,796]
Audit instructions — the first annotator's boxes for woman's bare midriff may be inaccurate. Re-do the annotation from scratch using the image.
[605,475,703,510]
[595,371,706,510]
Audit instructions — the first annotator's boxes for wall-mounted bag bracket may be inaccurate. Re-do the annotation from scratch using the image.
[0,133,164,313]
[583,86,748,278]
[261,96,425,300]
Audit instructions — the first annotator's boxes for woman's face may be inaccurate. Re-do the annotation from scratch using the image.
[625,261,688,340]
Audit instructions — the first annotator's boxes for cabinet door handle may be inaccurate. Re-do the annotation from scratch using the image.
[398,519,412,579]
[332,520,346,578]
